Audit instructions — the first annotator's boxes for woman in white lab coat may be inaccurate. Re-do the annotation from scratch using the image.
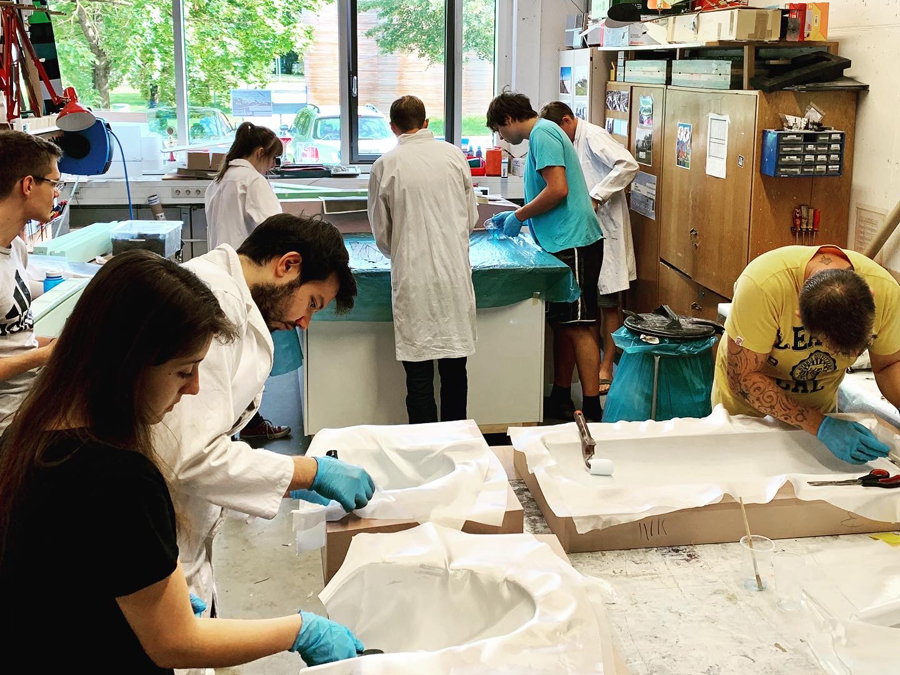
[205,122,291,440]
[541,102,639,394]
[205,121,283,250]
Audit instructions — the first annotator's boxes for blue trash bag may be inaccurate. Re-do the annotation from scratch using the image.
[271,327,303,377]
[602,326,717,423]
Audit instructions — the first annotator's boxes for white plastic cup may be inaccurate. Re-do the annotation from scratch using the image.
[739,535,774,591]
[774,552,807,611]
[292,502,326,553]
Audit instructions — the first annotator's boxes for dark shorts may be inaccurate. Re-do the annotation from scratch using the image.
[546,239,604,324]
[597,291,620,309]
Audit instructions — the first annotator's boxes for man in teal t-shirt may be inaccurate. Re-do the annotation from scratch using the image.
[486,91,605,421]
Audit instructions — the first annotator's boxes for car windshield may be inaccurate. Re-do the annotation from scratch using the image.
[313,115,393,141]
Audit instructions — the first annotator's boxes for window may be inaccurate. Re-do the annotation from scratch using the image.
[49,0,176,148]
[461,0,496,155]
[349,0,446,161]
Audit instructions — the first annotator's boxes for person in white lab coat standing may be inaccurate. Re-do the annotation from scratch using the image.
[541,101,639,396]
[205,121,291,440]
[367,96,479,423]
[153,214,375,627]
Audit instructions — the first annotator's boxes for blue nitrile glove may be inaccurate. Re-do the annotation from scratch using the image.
[189,593,207,618]
[311,456,376,511]
[289,488,332,505]
[500,211,524,237]
[816,417,891,465]
[290,611,364,665]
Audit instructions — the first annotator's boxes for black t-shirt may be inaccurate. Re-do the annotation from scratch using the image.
[1,432,179,674]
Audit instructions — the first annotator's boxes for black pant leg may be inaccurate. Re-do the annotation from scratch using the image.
[402,360,438,424]
[437,357,468,422]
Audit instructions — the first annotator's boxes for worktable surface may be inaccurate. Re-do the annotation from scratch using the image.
[512,478,877,675]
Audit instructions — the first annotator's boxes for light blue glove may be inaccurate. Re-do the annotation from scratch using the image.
[289,488,332,505]
[490,211,524,237]
[290,611,364,665]
[311,456,376,511]
[816,417,890,465]
[189,593,207,618]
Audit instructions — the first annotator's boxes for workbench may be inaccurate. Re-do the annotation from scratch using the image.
[513,478,895,675]
[299,232,579,434]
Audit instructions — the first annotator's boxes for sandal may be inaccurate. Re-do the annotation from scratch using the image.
[598,378,613,396]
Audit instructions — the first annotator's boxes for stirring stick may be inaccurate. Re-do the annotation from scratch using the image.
[739,497,764,591]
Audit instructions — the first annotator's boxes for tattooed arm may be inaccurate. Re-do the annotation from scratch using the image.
[725,336,824,435]
[870,349,900,410]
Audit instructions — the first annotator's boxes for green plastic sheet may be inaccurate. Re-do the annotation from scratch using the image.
[314,231,580,322]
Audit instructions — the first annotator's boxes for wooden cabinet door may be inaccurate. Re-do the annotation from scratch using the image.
[660,88,757,298]
[659,260,730,321]
[626,84,666,313]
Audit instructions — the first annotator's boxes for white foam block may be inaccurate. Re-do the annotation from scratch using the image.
[588,458,614,476]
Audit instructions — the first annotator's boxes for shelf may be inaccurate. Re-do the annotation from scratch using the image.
[590,40,839,52]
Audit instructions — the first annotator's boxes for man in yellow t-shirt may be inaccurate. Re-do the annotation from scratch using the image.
[712,245,900,464]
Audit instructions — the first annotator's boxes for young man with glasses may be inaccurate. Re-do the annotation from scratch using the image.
[0,131,64,432]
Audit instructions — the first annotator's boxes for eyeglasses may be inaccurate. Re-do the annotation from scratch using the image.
[33,176,66,192]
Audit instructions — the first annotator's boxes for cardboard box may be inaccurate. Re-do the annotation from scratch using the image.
[697,8,781,41]
[210,152,227,171]
[186,151,211,170]
[514,449,900,553]
[805,2,829,41]
[669,12,700,42]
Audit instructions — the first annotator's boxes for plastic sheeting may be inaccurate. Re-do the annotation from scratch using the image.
[509,406,900,535]
[314,232,580,322]
[838,370,900,430]
[306,524,615,674]
[302,420,508,530]
[800,539,900,675]
[271,327,303,376]
[603,326,717,422]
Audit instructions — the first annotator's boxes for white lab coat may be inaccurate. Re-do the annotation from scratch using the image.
[153,245,293,614]
[367,129,479,362]
[204,159,282,250]
[573,119,639,295]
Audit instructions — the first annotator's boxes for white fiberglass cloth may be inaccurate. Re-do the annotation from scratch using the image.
[306,420,507,529]
[509,406,900,534]
[307,523,614,674]
[801,539,900,675]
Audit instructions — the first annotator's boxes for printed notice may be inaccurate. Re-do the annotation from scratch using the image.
[706,113,729,179]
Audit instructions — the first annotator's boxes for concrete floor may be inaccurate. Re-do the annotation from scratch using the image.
[215,371,320,675]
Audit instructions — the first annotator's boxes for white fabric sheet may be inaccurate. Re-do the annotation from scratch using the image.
[303,420,507,530]
[509,406,900,534]
[306,524,614,674]
[800,539,900,675]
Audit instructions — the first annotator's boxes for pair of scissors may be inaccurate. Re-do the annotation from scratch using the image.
[807,469,900,489]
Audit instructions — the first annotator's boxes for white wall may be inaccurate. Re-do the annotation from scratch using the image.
[822,0,900,270]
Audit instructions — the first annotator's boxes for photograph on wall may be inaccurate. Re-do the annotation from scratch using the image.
[605,118,615,134]
[605,90,629,113]
[639,95,653,127]
[676,122,692,170]
[559,66,572,95]
[635,126,653,166]
[575,100,588,121]
[630,171,657,220]
[574,66,589,96]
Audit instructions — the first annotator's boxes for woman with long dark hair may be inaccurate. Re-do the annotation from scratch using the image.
[206,120,291,440]
[0,250,364,672]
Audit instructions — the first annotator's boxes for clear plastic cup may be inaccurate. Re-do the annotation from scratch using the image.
[292,501,327,553]
[740,535,774,591]
[774,552,807,611]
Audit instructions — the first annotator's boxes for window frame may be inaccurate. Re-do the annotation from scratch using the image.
[165,0,495,162]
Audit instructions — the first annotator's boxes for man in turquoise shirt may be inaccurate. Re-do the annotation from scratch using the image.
[487,91,605,421]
